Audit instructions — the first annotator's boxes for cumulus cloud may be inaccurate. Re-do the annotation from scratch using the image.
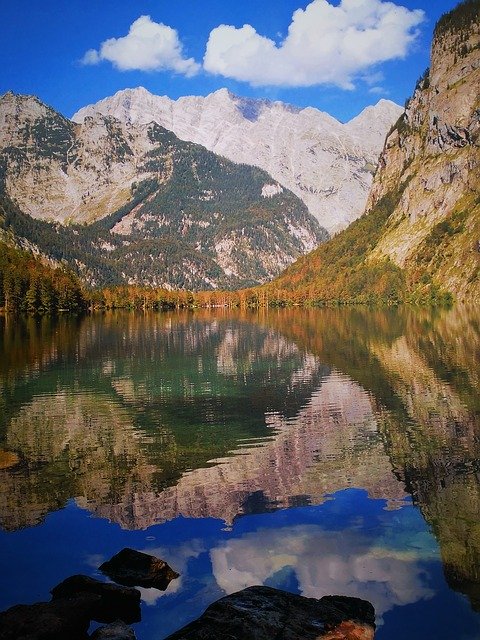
[81,15,200,76]
[203,0,425,88]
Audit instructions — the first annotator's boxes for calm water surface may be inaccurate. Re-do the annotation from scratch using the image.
[1,307,480,638]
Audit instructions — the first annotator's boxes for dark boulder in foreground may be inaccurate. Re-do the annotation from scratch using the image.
[0,593,99,640]
[99,548,179,590]
[0,575,141,640]
[164,586,376,640]
[51,575,141,623]
[91,620,136,639]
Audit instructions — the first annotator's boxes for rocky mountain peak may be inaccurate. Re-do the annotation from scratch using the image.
[72,89,402,233]
[1,90,43,111]
[347,99,404,129]
[209,87,235,100]
[0,92,328,290]
[0,92,70,151]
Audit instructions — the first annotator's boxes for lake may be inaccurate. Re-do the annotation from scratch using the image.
[1,306,480,638]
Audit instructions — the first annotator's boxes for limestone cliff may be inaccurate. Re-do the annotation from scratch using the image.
[367,0,480,301]
[267,0,479,304]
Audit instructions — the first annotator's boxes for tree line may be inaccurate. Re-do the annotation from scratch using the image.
[0,242,85,313]
[0,239,450,315]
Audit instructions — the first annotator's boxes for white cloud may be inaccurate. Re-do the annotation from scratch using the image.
[362,70,385,86]
[81,15,200,76]
[81,49,100,65]
[369,85,387,94]
[203,0,425,88]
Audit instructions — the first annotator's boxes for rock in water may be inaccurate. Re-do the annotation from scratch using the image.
[99,548,179,590]
[0,575,141,639]
[50,575,141,623]
[163,585,375,639]
[0,593,99,640]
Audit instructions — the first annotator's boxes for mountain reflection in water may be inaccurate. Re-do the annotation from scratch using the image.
[0,306,479,638]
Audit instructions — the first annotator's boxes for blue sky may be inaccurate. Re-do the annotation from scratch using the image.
[1,0,460,122]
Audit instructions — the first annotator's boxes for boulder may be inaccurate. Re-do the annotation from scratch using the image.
[0,593,99,640]
[99,548,179,590]
[50,575,141,624]
[163,586,375,640]
[91,620,136,639]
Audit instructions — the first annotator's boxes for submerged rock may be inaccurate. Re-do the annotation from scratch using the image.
[164,586,375,639]
[99,548,179,590]
[51,575,141,623]
[91,620,136,639]
[0,593,99,640]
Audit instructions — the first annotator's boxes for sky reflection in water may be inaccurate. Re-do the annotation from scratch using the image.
[1,306,480,639]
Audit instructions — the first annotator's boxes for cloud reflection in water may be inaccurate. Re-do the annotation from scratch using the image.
[211,520,436,622]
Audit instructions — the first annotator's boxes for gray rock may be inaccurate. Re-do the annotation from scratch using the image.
[163,585,375,639]
[72,87,402,234]
[99,548,179,590]
[51,574,141,624]
[91,620,136,640]
[0,593,99,640]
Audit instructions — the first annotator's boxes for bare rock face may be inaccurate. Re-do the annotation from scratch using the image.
[0,92,142,224]
[73,88,402,234]
[365,1,480,301]
[50,575,141,624]
[164,586,375,640]
[99,548,179,590]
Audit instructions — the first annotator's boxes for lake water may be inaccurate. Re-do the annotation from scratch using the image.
[1,307,480,638]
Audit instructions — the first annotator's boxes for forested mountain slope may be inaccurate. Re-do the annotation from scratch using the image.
[0,239,85,313]
[0,95,326,289]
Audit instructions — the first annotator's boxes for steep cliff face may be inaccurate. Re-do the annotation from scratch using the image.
[368,0,480,301]
[73,88,402,234]
[0,92,143,223]
[267,0,479,304]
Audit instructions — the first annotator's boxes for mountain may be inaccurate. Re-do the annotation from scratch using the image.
[0,93,327,290]
[0,92,140,224]
[263,0,480,305]
[73,88,403,234]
